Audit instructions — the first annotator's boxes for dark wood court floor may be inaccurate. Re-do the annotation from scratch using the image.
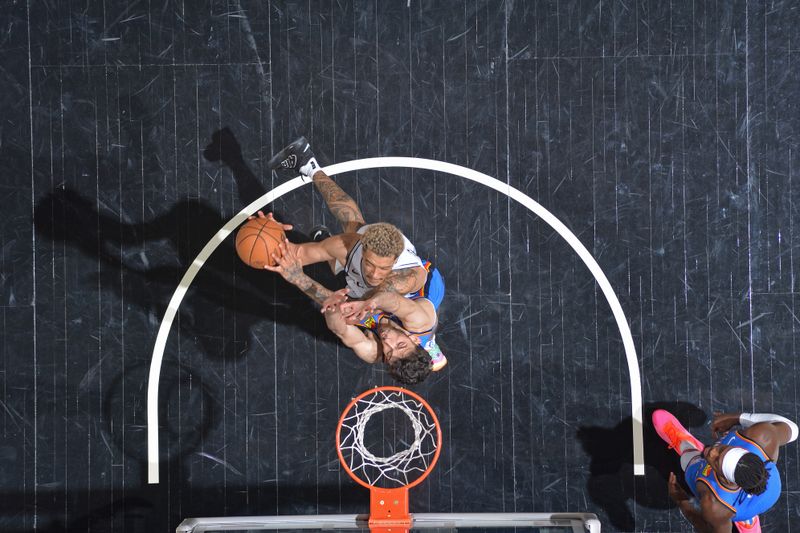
[2,1,799,531]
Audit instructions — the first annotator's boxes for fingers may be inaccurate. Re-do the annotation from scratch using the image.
[268,241,292,268]
[321,298,344,313]
[265,212,293,231]
[667,472,679,499]
[341,301,363,315]
[248,211,294,230]
[319,288,350,313]
[247,210,267,221]
[270,239,292,260]
[355,301,376,321]
[279,239,302,261]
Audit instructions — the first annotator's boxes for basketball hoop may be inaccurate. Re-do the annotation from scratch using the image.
[336,386,442,533]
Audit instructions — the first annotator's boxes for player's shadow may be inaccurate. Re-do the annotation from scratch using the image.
[33,183,336,363]
[202,126,267,206]
[71,359,365,533]
[576,401,708,531]
[203,126,342,287]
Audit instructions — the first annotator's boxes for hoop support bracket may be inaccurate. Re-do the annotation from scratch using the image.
[369,487,411,533]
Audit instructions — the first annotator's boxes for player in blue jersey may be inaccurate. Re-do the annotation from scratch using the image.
[653,409,798,532]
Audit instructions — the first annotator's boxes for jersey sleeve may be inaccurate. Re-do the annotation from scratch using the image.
[392,235,424,270]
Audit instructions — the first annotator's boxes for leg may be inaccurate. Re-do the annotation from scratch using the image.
[310,169,365,234]
[267,137,366,233]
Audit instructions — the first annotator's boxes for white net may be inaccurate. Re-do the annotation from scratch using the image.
[338,388,440,488]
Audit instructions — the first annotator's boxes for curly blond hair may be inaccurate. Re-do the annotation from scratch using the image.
[361,223,405,258]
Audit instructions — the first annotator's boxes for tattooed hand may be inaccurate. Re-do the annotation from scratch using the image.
[264,239,304,284]
[264,239,334,305]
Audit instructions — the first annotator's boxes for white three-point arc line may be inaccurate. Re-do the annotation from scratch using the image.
[146,157,645,483]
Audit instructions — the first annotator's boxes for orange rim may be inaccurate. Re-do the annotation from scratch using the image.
[336,386,442,491]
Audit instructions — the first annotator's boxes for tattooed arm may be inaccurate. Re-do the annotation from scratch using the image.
[363,265,428,297]
[340,290,436,333]
[264,239,333,305]
[312,170,366,233]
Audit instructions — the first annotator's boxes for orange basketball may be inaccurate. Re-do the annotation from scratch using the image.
[235,217,286,268]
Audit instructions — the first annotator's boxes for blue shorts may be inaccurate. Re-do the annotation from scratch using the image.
[411,267,444,310]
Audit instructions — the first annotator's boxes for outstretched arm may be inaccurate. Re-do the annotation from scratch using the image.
[264,239,333,305]
[712,411,798,459]
[366,265,428,296]
[341,291,435,332]
[293,233,357,268]
[669,474,733,533]
[311,170,365,233]
[323,306,380,364]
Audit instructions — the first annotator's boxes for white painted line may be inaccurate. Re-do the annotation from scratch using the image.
[146,179,304,483]
[147,157,645,483]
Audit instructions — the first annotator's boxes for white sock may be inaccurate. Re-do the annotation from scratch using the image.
[680,449,701,471]
[299,157,320,179]
[679,440,698,454]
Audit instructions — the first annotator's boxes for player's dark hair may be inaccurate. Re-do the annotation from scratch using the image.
[734,453,769,495]
[387,347,432,385]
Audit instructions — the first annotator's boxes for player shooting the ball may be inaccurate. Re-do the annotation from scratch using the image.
[259,137,446,384]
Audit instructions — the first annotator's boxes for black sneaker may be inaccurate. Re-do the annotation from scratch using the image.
[309,225,331,242]
[266,136,320,180]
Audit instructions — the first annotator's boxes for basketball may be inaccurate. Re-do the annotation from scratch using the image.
[235,217,286,268]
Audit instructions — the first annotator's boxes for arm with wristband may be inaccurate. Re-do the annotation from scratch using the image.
[711,411,798,460]
[739,412,799,441]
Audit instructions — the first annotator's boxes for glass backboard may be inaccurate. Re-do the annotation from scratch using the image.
[176,512,601,533]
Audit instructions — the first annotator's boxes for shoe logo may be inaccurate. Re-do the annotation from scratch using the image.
[280,155,297,168]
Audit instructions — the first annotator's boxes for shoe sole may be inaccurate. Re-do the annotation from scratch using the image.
[266,136,309,171]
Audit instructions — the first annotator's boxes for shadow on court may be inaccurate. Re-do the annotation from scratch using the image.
[577,401,708,531]
[1,353,362,532]
[0,482,364,533]
[31,123,346,364]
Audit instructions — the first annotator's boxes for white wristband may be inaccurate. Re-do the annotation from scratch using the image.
[740,412,798,443]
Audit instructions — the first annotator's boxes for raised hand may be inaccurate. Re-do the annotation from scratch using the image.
[340,298,378,323]
[321,288,349,314]
[263,239,304,284]
[667,472,690,504]
[711,412,740,439]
